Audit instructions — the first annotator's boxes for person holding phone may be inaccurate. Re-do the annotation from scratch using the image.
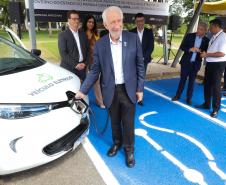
[172,22,209,104]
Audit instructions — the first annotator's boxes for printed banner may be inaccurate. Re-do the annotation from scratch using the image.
[26,0,169,24]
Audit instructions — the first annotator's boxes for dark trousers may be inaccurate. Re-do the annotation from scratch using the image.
[204,62,226,111]
[108,84,135,151]
[176,63,199,100]
[74,68,86,82]
[224,67,226,88]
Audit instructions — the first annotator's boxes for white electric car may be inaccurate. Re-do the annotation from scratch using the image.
[0,28,89,175]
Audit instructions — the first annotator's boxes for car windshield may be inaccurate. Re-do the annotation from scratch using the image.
[0,37,44,75]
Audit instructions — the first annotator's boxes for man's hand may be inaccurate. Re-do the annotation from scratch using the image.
[190,47,200,53]
[75,91,86,99]
[200,51,207,58]
[136,92,143,102]
[75,63,86,70]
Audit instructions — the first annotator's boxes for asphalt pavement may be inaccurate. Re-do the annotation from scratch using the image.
[0,144,105,185]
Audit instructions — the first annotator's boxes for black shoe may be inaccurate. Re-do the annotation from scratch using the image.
[172,96,180,101]
[138,100,143,106]
[195,103,210,109]
[107,144,121,157]
[186,99,192,105]
[125,152,135,168]
[210,111,218,118]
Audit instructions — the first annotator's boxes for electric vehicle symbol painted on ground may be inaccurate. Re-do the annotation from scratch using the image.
[135,111,226,185]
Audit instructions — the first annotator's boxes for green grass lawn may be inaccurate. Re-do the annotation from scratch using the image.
[0,30,183,64]
[20,31,60,63]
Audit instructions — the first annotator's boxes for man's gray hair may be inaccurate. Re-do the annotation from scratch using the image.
[102,6,123,24]
[198,22,208,31]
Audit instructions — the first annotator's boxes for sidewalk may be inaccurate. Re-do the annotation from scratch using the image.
[146,59,206,82]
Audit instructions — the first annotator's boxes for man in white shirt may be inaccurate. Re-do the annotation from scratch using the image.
[58,10,89,81]
[196,19,226,118]
[130,13,154,76]
[76,6,144,168]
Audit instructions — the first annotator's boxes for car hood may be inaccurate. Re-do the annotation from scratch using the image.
[0,62,81,103]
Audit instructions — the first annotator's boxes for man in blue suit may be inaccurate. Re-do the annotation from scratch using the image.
[75,6,145,168]
[172,22,209,104]
[130,13,154,76]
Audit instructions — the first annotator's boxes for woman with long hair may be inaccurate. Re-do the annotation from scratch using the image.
[82,15,105,108]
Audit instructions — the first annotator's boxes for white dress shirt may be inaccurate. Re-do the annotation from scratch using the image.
[137,28,144,43]
[206,30,226,62]
[109,35,124,85]
[69,27,84,62]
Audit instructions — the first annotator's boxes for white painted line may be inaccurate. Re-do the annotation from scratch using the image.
[136,129,163,151]
[139,112,226,181]
[208,161,226,180]
[82,138,120,185]
[176,132,214,161]
[144,86,226,129]
[135,128,208,185]
[139,111,175,134]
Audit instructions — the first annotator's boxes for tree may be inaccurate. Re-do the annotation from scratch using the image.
[170,0,220,24]
[0,0,10,26]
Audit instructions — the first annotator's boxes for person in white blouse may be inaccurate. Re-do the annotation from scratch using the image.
[196,19,226,118]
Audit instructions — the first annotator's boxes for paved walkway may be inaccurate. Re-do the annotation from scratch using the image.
[146,59,206,82]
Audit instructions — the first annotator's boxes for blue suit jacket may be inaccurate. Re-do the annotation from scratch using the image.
[80,31,145,108]
[180,32,209,71]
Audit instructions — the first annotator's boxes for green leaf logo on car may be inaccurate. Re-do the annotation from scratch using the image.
[37,73,53,83]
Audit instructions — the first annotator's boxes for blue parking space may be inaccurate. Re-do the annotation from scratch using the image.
[87,78,226,185]
[146,78,226,122]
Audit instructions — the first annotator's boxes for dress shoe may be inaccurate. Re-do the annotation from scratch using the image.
[186,99,192,105]
[210,111,218,118]
[172,96,180,101]
[125,152,135,168]
[107,144,121,157]
[138,100,143,106]
[99,104,106,109]
[96,100,106,109]
[195,103,210,109]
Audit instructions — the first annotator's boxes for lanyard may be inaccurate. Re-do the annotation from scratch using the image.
[209,31,223,48]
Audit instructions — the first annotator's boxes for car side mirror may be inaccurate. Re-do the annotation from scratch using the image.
[31,49,41,57]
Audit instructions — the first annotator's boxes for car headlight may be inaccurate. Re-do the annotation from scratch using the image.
[0,98,89,120]
[0,104,51,119]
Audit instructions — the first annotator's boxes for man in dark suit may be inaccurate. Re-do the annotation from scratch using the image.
[130,13,154,75]
[172,22,209,104]
[76,6,145,168]
[58,10,89,81]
